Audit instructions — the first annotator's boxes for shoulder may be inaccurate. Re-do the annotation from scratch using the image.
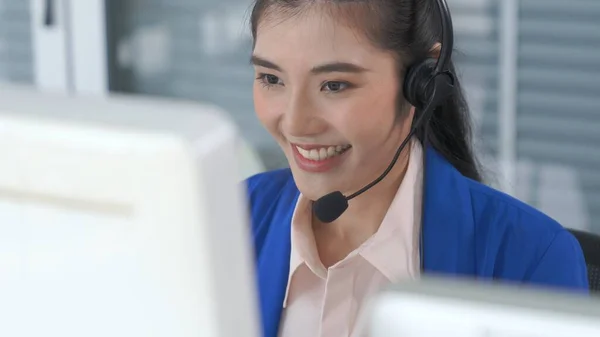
[246,168,297,213]
[463,178,588,290]
[466,178,564,241]
[245,168,298,249]
[246,168,294,193]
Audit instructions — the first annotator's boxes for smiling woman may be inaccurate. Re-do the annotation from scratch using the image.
[243,1,588,337]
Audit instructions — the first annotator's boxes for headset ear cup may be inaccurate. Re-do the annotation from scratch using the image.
[402,58,438,109]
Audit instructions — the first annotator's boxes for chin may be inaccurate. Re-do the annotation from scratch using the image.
[288,169,339,201]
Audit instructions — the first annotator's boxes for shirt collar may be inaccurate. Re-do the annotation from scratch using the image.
[283,194,326,307]
[360,140,423,282]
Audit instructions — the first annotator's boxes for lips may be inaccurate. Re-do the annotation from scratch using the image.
[291,143,352,173]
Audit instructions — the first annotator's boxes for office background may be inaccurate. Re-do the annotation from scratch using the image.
[1,0,598,232]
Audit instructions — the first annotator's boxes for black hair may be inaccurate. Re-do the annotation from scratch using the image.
[249,0,483,182]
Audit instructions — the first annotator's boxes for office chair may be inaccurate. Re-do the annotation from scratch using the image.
[568,229,600,292]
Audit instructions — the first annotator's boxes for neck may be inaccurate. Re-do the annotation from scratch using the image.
[312,142,412,245]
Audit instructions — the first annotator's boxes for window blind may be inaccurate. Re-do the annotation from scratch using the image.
[0,0,33,84]
[515,0,600,231]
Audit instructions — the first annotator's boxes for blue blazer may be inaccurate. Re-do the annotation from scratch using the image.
[245,147,588,337]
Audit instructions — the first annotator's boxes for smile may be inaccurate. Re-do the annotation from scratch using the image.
[295,144,351,161]
[291,143,352,173]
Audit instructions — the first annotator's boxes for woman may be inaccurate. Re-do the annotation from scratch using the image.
[245,0,588,336]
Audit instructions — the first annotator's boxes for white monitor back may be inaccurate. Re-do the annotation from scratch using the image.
[0,86,260,337]
[369,278,600,337]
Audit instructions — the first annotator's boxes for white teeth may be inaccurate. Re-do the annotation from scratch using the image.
[296,145,350,161]
[309,149,319,160]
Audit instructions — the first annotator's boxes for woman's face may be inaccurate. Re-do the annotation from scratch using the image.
[252,10,412,201]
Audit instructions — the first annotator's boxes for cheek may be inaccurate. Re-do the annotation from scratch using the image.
[339,89,398,146]
[253,86,280,132]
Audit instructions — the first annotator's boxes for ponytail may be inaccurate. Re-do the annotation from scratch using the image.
[416,61,483,182]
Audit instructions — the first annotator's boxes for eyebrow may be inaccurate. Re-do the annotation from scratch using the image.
[250,55,369,74]
[250,55,282,72]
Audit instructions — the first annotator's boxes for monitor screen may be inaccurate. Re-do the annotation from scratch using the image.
[0,86,260,337]
[369,278,600,337]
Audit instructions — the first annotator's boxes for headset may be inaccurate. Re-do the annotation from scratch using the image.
[312,0,456,268]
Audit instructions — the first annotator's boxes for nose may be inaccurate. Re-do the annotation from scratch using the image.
[280,90,327,138]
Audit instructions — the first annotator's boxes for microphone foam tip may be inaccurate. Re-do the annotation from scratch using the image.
[313,191,348,223]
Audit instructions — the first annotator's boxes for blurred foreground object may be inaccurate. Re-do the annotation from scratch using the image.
[239,137,266,178]
[370,277,600,337]
[0,86,260,337]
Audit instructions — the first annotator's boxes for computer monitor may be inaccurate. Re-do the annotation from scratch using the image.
[0,86,260,337]
[369,278,600,337]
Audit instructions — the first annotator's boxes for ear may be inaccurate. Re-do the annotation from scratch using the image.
[429,43,442,59]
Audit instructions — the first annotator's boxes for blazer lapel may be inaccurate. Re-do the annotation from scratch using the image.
[422,147,477,276]
[256,185,297,337]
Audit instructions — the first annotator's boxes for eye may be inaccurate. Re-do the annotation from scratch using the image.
[256,73,283,88]
[321,81,350,93]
